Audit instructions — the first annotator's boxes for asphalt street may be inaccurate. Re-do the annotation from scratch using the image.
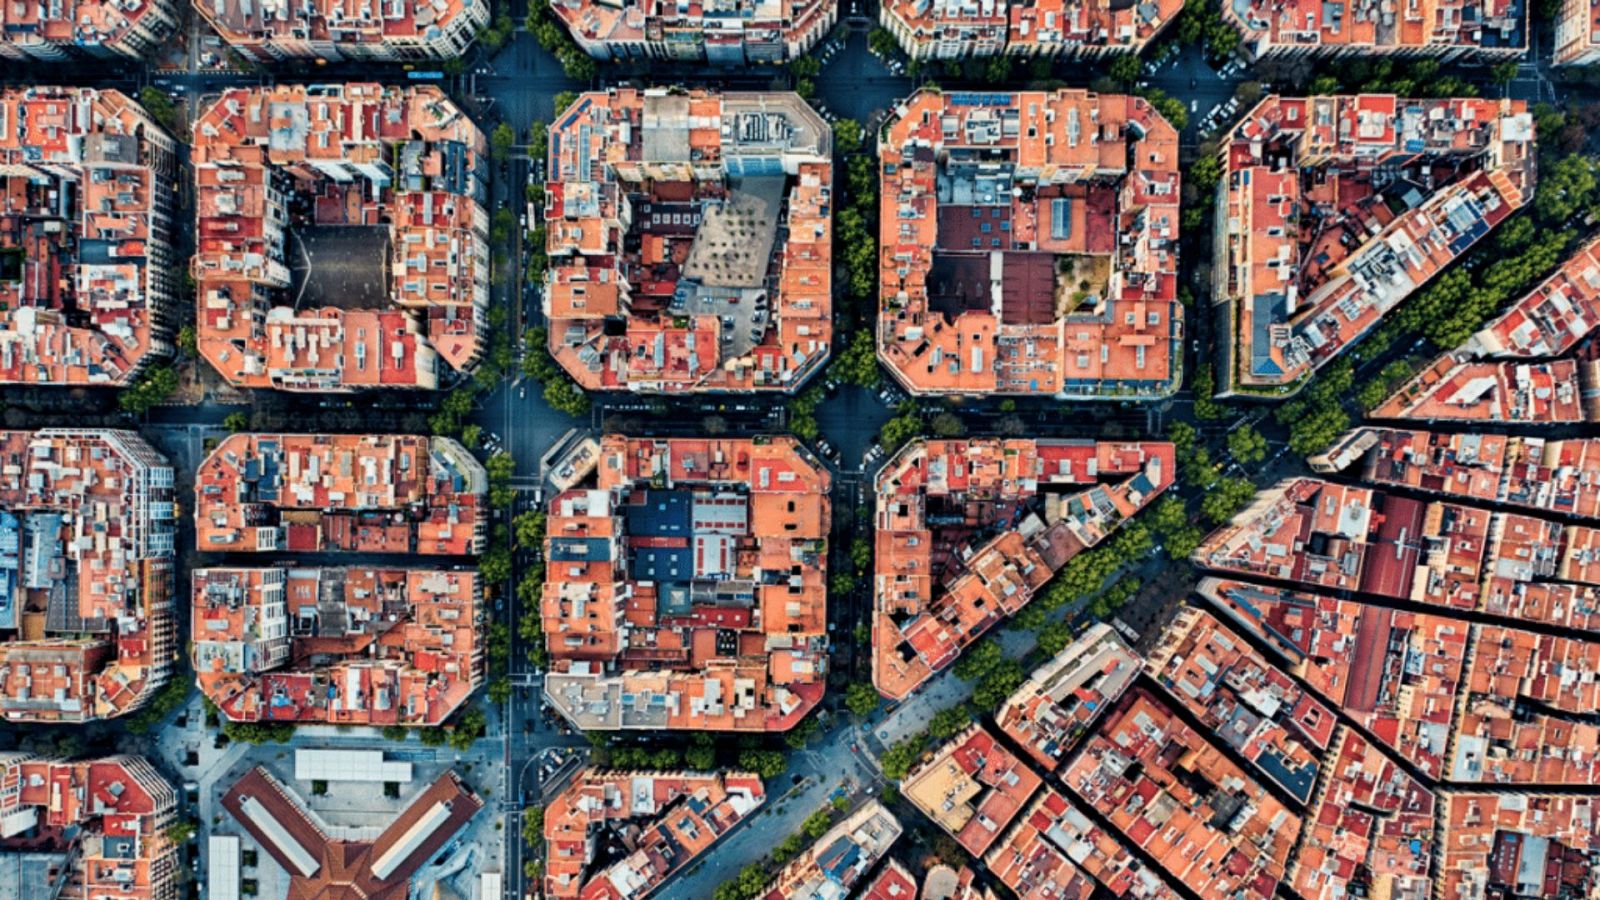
[0,7,1584,900]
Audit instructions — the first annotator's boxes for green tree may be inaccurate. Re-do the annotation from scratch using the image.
[1035,620,1076,657]
[971,660,1025,711]
[1108,54,1140,85]
[953,638,1002,681]
[447,706,487,750]
[929,411,965,437]
[1202,476,1258,525]
[1226,424,1268,464]
[686,744,716,770]
[802,809,834,839]
[119,366,179,414]
[879,413,924,452]
[223,412,250,433]
[845,683,880,718]
[880,736,924,780]
[138,87,180,132]
[832,330,881,387]
[737,750,787,779]
[490,122,517,162]
[1535,154,1600,224]
[514,510,547,548]
[522,807,545,846]
[480,547,512,585]
[833,119,864,155]
[927,705,971,739]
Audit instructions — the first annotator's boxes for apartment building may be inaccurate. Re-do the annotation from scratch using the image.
[873,439,1173,699]
[1554,0,1600,64]
[196,0,489,62]
[1213,94,1534,397]
[878,89,1182,399]
[759,801,902,900]
[193,84,489,392]
[0,754,179,899]
[1437,793,1599,898]
[879,0,1181,60]
[986,787,1181,900]
[0,429,177,724]
[543,769,765,899]
[194,433,487,556]
[1321,427,1600,522]
[1371,233,1600,421]
[1450,625,1600,785]
[863,861,997,900]
[1292,728,1434,900]
[1201,475,1600,634]
[1059,688,1302,899]
[193,567,482,726]
[1225,0,1525,60]
[0,87,180,386]
[901,725,1042,856]
[993,623,1139,772]
[1198,578,1468,778]
[0,0,179,60]
[540,435,829,732]
[1147,605,1334,804]
[544,88,832,393]
[550,0,836,63]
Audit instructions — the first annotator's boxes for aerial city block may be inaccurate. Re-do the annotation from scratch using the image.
[0,1,1597,899]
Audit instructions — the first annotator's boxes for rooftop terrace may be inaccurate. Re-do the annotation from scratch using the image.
[878,89,1182,400]
[193,83,489,392]
[542,435,829,732]
[544,89,832,394]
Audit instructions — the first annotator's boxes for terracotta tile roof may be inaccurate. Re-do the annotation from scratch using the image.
[0,0,178,59]
[1290,728,1434,900]
[192,84,489,392]
[543,769,765,899]
[879,0,1181,58]
[1059,688,1301,899]
[873,439,1172,699]
[1437,793,1600,897]
[0,754,178,900]
[1216,95,1534,396]
[195,0,488,61]
[193,567,482,727]
[0,88,179,386]
[1225,0,1525,57]
[902,724,1042,856]
[878,89,1182,399]
[0,429,177,723]
[222,765,482,900]
[1146,606,1333,804]
[758,801,901,900]
[542,436,829,732]
[862,861,996,900]
[986,786,1180,900]
[1197,578,1468,779]
[550,0,835,63]
[994,622,1139,771]
[545,89,832,394]
[1449,624,1600,785]
[194,433,487,557]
